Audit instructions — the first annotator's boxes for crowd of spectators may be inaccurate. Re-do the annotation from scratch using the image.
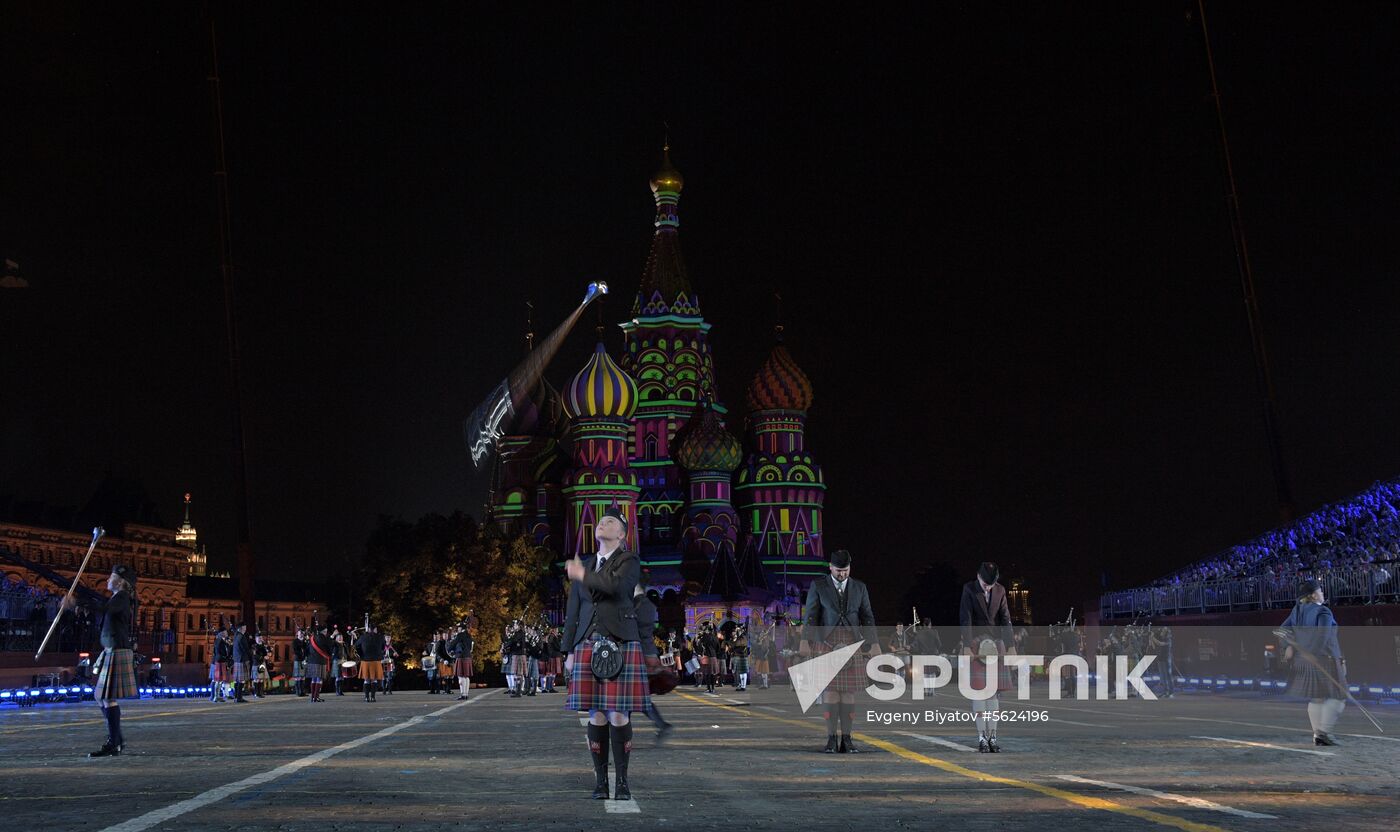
[1147,479,1400,592]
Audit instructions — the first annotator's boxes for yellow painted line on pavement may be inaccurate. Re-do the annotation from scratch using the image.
[676,693,1230,832]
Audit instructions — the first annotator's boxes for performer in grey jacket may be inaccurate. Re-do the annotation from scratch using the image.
[802,550,877,753]
[1280,579,1347,745]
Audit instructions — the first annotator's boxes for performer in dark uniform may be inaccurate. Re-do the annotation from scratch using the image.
[307,625,335,702]
[209,625,232,702]
[697,621,722,694]
[251,634,270,698]
[449,623,474,700]
[803,549,878,754]
[435,630,454,693]
[542,627,563,693]
[959,562,1015,752]
[633,583,675,741]
[503,620,527,697]
[231,622,253,703]
[61,564,140,756]
[562,508,651,800]
[382,634,399,694]
[1280,579,1347,745]
[292,628,310,697]
[355,623,387,702]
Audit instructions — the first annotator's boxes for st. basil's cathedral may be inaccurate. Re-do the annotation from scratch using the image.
[484,147,828,627]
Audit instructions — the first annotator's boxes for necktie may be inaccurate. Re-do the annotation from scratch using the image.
[596,556,606,572]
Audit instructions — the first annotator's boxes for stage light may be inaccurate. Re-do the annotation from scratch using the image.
[57,687,67,694]
[0,692,11,698]
[44,688,55,695]
[1368,687,1384,694]
[83,686,93,693]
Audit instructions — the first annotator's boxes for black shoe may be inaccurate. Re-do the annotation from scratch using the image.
[615,780,631,800]
[1314,733,1339,746]
[977,737,989,753]
[656,723,674,744]
[235,697,248,703]
[823,735,839,753]
[840,734,860,754]
[88,742,122,758]
[988,737,1001,753]
[591,779,610,800]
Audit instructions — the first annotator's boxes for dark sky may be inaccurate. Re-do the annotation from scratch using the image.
[4,3,1399,623]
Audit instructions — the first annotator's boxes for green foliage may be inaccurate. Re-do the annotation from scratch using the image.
[360,512,554,666]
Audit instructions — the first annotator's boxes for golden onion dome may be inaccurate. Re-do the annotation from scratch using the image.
[649,145,684,194]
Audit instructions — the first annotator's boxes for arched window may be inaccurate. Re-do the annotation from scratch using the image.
[645,435,658,460]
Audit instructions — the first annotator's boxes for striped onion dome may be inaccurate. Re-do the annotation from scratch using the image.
[564,342,638,420]
[745,341,813,412]
[676,400,741,472]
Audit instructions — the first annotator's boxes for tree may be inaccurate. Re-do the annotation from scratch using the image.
[361,512,554,669]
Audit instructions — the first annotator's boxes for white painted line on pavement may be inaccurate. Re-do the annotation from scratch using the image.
[98,691,499,832]
[757,705,785,713]
[1052,717,1115,728]
[899,732,976,752]
[1189,736,1334,756]
[1052,774,1277,819]
[603,773,641,814]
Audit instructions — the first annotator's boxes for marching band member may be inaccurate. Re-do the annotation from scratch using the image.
[959,561,1015,753]
[63,564,140,757]
[231,622,253,703]
[355,622,387,702]
[802,549,878,754]
[449,623,474,700]
[562,508,651,800]
[307,624,334,702]
[1281,579,1348,746]
[634,583,674,741]
[209,624,231,702]
[292,628,309,697]
[251,633,270,699]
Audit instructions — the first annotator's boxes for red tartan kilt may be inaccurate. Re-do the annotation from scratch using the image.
[209,662,229,682]
[454,657,474,677]
[824,654,868,694]
[542,656,563,675]
[565,641,651,713]
[967,656,1014,692]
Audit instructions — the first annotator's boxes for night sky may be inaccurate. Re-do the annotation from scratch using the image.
[4,3,1400,623]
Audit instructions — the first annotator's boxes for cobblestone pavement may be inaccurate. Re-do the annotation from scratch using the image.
[0,684,1395,831]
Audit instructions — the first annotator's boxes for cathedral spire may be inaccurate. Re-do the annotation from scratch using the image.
[635,141,697,317]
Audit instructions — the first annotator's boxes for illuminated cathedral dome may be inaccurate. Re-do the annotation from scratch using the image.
[745,340,813,412]
[564,342,639,420]
[649,145,685,194]
[676,400,741,472]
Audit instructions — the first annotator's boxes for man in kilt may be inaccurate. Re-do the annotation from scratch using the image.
[541,626,563,693]
[503,619,528,697]
[959,561,1015,753]
[231,622,253,703]
[633,583,675,741]
[209,625,232,702]
[1280,578,1348,746]
[562,508,651,800]
[449,622,474,700]
[292,628,309,697]
[61,563,141,756]
[802,549,878,754]
[307,624,335,702]
[355,623,387,702]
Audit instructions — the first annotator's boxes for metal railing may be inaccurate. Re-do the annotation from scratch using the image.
[1101,562,1399,619]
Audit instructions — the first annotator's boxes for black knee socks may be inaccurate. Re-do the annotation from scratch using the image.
[611,722,633,783]
[102,705,124,747]
[587,723,610,781]
[839,702,853,735]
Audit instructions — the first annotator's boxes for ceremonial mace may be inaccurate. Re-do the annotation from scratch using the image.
[1272,628,1384,733]
[34,526,105,661]
[464,281,609,467]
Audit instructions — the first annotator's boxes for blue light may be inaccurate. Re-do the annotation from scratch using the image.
[43,688,55,695]
[1369,687,1384,694]
[84,686,93,693]
[0,692,10,698]
[57,687,68,694]
[1243,679,1254,685]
